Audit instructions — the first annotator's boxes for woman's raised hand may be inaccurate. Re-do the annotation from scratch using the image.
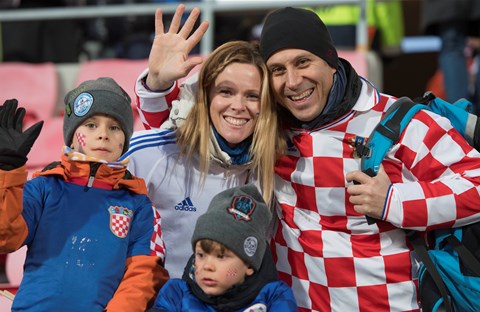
[146,4,209,91]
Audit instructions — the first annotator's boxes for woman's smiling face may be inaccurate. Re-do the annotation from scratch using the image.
[209,62,261,147]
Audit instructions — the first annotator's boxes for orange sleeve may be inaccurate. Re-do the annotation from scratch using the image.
[0,166,29,253]
[105,255,169,312]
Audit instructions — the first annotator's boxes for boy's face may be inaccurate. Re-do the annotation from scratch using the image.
[71,114,125,162]
[194,241,254,296]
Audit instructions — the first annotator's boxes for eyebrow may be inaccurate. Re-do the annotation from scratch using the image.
[268,52,312,67]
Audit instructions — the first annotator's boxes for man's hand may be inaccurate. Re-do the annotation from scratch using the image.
[346,165,391,220]
[146,4,209,91]
[0,99,43,170]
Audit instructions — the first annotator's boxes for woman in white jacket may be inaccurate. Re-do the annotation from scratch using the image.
[123,5,285,278]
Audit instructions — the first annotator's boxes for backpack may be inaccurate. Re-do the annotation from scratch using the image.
[356,92,480,312]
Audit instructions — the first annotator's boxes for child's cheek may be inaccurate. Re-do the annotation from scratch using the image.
[225,268,238,279]
[76,132,87,147]
[119,143,124,150]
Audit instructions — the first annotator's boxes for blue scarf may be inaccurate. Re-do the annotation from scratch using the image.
[213,128,252,165]
[322,60,347,115]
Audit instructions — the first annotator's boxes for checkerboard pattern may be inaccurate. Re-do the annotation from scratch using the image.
[272,91,480,311]
[136,71,180,129]
[150,207,166,261]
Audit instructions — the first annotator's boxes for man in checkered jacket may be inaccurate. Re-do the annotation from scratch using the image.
[259,7,480,312]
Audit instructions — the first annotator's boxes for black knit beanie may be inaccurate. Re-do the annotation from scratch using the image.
[260,7,338,69]
[63,77,133,155]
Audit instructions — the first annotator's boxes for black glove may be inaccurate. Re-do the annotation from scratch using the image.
[0,99,44,170]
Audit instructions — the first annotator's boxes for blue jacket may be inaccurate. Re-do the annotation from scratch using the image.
[0,155,168,312]
[148,250,298,312]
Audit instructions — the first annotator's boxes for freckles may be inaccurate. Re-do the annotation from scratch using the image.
[76,132,87,147]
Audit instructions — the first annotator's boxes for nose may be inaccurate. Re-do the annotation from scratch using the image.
[200,255,215,272]
[97,125,109,140]
[229,95,246,111]
[285,68,301,90]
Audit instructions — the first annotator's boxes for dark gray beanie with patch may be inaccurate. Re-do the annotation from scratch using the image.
[191,184,272,271]
[260,7,338,69]
[63,77,133,155]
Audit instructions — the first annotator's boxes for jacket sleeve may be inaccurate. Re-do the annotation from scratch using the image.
[0,166,29,253]
[267,282,299,311]
[382,110,480,230]
[149,279,185,312]
[135,68,180,129]
[135,68,199,130]
[105,254,169,312]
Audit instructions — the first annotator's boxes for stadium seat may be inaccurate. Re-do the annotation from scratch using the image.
[5,247,26,288]
[75,57,204,99]
[0,62,58,127]
[27,117,64,177]
[0,293,13,311]
[75,58,148,104]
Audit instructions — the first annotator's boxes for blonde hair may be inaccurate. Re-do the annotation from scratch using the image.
[177,41,286,204]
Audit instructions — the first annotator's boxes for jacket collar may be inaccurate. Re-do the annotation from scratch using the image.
[34,154,148,195]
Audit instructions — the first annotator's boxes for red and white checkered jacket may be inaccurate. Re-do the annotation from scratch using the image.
[273,78,480,311]
[134,68,196,130]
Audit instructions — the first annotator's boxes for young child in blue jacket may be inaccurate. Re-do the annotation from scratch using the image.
[147,184,298,312]
[0,77,168,311]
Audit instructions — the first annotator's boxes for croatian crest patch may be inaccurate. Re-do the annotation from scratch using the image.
[108,206,133,238]
[227,195,256,221]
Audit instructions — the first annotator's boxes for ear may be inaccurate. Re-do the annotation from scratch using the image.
[245,266,254,277]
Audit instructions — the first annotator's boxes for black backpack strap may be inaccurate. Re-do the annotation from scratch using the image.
[375,98,417,143]
[445,234,480,276]
[412,91,437,105]
[406,230,453,312]
[473,117,480,151]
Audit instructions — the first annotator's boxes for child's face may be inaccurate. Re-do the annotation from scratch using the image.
[71,114,125,162]
[194,241,254,296]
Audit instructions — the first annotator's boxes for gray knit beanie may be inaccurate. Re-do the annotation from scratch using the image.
[260,7,338,68]
[191,184,271,271]
[63,77,133,155]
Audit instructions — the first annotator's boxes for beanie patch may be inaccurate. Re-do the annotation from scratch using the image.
[73,93,94,117]
[244,236,258,257]
[228,195,256,221]
[227,195,259,259]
